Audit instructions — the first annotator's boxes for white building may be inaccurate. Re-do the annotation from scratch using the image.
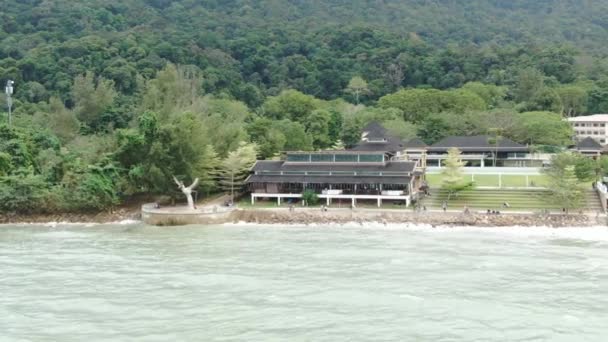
[568,114,608,145]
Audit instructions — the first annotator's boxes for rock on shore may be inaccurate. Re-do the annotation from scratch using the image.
[0,208,141,224]
[232,209,603,228]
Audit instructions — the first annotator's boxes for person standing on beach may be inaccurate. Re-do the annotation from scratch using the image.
[442,201,447,212]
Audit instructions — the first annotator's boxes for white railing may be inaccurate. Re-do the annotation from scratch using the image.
[381,190,405,196]
[426,167,543,175]
[595,182,608,212]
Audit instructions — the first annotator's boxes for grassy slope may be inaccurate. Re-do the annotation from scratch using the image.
[426,174,551,188]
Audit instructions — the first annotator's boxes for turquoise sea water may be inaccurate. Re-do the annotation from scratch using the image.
[1,223,608,341]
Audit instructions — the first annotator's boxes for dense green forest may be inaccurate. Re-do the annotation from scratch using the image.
[2,0,608,213]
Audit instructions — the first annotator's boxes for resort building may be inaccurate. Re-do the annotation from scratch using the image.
[568,114,608,145]
[419,135,541,167]
[246,150,424,207]
[351,122,548,168]
[350,121,406,157]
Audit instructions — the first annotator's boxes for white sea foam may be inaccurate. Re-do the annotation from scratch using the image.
[223,221,608,241]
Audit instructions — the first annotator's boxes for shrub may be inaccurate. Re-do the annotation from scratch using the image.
[302,189,319,206]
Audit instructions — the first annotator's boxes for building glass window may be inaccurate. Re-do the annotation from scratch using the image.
[359,154,384,162]
[357,171,382,176]
[286,154,310,162]
[335,154,358,162]
[310,154,334,162]
[507,152,527,159]
[331,171,356,175]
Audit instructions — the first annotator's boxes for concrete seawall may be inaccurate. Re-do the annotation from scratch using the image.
[141,204,236,226]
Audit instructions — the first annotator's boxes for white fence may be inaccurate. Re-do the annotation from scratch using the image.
[595,182,608,212]
[426,167,543,175]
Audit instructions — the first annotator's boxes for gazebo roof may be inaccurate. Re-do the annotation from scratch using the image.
[361,121,388,140]
[403,138,427,149]
[575,137,603,151]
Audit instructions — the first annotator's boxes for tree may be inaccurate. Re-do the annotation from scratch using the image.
[275,120,313,151]
[261,89,318,122]
[0,152,11,176]
[545,152,596,183]
[417,115,455,144]
[0,174,52,213]
[526,87,563,113]
[587,87,608,114]
[385,63,405,91]
[345,76,370,104]
[462,82,506,108]
[515,111,573,146]
[378,88,485,122]
[331,139,345,150]
[305,109,332,149]
[383,119,418,140]
[71,71,116,129]
[511,68,545,104]
[141,64,204,120]
[33,97,80,143]
[440,148,473,200]
[487,129,503,167]
[219,142,258,203]
[556,85,588,117]
[59,162,122,212]
[247,117,287,159]
[194,145,221,196]
[115,111,212,196]
[547,165,584,213]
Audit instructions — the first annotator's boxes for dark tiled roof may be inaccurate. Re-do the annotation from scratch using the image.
[252,161,283,172]
[252,160,416,173]
[428,135,528,152]
[247,174,410,185]
[576,137,603,151]
[403,138,427,149]
[361,121,387,140]
[350,135,405,152]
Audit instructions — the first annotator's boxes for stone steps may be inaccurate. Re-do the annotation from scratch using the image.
[422,189,603,212]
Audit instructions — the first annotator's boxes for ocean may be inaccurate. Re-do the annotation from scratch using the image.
[1,223,607,341]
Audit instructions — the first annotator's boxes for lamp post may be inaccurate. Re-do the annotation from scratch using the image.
[5,80,14,127]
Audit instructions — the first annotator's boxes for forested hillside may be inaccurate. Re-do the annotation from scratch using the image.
[2,0,608,213]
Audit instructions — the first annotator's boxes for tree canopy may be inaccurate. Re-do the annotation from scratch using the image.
[2,1,607,213]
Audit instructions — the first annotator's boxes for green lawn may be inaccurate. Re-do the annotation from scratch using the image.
[426,173,550,188]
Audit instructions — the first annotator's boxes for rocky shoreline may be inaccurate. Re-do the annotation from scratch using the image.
[231,209,606,228]
[0,208,141,225]
[1,207,606,228]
